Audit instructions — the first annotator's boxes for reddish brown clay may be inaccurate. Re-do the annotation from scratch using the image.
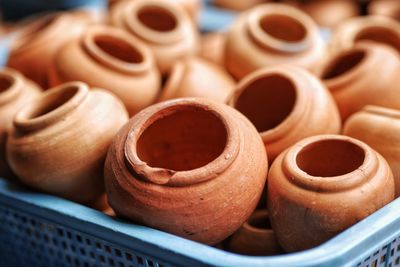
[7,13,88,88]
[213,0,273,11]
[344,106,400,197]
[228,65,341,162]
[159,57,235,103]
[104,98,268,245]
[49,25,160,116]
[319,42,400,120]
[110,0,199,74]
[199,32,226,66]
[7,82,129,204]
[227,210,283,256]
[225,3,326,80]
[268,134,395,252]
[369,0,400,22]
[0,68,41,178]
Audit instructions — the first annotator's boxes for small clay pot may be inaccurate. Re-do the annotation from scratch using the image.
[319,42,400,120]
[159,57,235,103]
[225,3,326,80]
[344,105,400,197]
[213,0,273,11]
[104,98,268,245]
[199,32,226,66]
[49,25,160,116]
[268,134,395,252]
[7,12,88,88]
[369,0,400,22]
[228,210,283,256]
[228,65,341,162]
[110,0,199,74]
[7,82,129,204]
[0,68,41,178]
[330,15,400,54]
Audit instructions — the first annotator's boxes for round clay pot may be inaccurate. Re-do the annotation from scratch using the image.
[330,16,400,54]
[228,210,283,256]
[225,3,326,80]
[344,105,400,197]
[0,68,41,178]
[268,134,395,252]
[369,0,400,21]
[159,57,235,103]
[104,98,268,245]
[7,82,129,204]
[110,0,199,74]
[49,25,160,116]
[7,12,88,88]
[199,32,226,66]
[319,42,400,120]
[228,65,341,162]
[213,0,273,11]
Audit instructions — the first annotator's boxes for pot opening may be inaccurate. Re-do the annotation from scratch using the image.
[0,73,14,94]
[322,50,365,80]
[248,213,271,230]
[259,14,307,42]
[296,139,365,177]
[137,106,227,171]
[355,26,400,52]
[137,5,178,32]
[94,35,143,64]
[234,74,296,133]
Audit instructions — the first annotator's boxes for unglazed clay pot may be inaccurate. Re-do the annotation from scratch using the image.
[319,42,400,120]
[104,98,268,245]
[7,82,129,204]
[110,0,199,74]
[159,57,235,103]
[344,106,400,197]
[199,32,226,66]
[228,65,341,162]
[49,25,160,116]
[228,210,283,256]
[330,16,400,54]
[0,68,41,178]
[213,0,273,11]
[268,134,395,252]
[7,13,88,88]
[225,3,326,80]
[369,0,400,21]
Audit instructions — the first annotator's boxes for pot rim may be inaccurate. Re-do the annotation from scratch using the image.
[158,59,187,101]
[244,210,274,235]
[0,68,24,105]
[362,105,400,120]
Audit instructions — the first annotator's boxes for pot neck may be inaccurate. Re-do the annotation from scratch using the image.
[0,69,24,106]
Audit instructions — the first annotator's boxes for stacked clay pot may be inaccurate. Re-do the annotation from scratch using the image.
[225,3,326,80]
[104,98,268,245]
[268,134,395,252]
[49,25,160,116]
[228,65,341,162]
[369,0,400,22]
[0,68,41,178]
[7,82,129,204]
[110,0,199,74]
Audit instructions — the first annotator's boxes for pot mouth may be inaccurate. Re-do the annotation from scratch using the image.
[354,25,400,53]
[321,49,366,80]
[0,69,24,105]
[245,210,273,233]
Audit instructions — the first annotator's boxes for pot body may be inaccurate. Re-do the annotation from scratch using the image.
[104,98,268,245]
[199,32,226,67]
[7,82,129,204]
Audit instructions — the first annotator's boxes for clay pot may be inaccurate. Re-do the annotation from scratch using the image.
[104,98,268,245]
[199,32,226,66]
[159,57,235,103]
[7,12,88,88]
[0,68,41,178]
[225,3,326,80]
[49,25,160,116]
[330,16,400,55]
[7,82,129,204]
[228,65,341,162]
[369,0,400,21]
[344,105,400,197]
[268,134,395,252]
[213,0,273,11]
[110,0,199,74]
[228,210,283,256]
[319,42,400,121]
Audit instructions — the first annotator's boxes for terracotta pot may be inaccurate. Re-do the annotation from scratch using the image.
[104,98,268,245]
[268,134,395,252]
[213,0,273,11]
[330,16,400,55]
[319,42,400,121]
[199,32,226,66]
[7,82,129,204]
[0,68,41,178]
[159,57,235,103]
[228,65,341,162]
[344,105,400,197]
[7,12,88,88]
[228,210,283,256]
[49,25,160,116]
[369,0,400,21]
[225,3,326,80]
[110,0,199,74]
